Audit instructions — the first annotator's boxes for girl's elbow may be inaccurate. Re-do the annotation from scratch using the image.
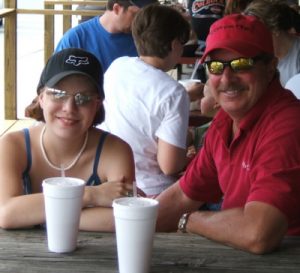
[0,208,15,229]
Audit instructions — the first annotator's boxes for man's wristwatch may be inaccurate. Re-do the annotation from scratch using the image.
[178,212,191,233]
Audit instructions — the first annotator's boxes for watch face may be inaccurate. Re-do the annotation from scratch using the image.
[179,218,185,228]
[178,213,189,232]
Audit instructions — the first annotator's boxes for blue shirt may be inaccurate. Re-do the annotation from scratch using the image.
[55,16,138,72]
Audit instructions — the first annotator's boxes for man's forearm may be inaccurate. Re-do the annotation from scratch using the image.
[156,181,203,232]
[186,203,287,254]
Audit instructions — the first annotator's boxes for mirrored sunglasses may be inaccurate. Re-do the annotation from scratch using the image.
[45,88,99,106]
[205,56,263,75]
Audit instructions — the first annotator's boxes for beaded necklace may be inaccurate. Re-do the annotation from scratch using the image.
[39,126,88,171]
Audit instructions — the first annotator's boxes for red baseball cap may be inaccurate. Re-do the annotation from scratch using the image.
[201,14,274,63]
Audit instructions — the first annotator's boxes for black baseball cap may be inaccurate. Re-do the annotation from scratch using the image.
[37,48,104,99]
[129,0,158,8]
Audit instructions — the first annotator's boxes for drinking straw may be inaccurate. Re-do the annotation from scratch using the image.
[61,164,65,177]
[133,181,137,197]
[190,59,201,79]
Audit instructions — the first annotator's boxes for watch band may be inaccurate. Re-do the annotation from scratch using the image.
[178,212,191,233]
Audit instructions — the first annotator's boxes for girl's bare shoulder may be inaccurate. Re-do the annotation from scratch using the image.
[0,125,42,152]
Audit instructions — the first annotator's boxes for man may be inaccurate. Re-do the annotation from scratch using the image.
[100,4,191,196]
[156,14,300,254]
[55,0,158,72]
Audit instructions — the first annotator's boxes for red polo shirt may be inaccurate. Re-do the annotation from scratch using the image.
[180,79,300,235]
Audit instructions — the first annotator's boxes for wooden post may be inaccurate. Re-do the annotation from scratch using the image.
[63,4,72,34]
[44,2,54,64]
[1,1,107,120]
[4,0,17,119]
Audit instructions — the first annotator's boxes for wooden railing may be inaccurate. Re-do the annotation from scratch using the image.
[1,0,107,119]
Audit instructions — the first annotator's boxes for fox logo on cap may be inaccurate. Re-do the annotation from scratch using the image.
[66,55,89,67]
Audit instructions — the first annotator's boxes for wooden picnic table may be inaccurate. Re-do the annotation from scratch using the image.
[0,229,299,272]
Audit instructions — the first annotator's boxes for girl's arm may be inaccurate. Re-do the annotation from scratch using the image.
[79,134,136,231]
[0,132,46,228]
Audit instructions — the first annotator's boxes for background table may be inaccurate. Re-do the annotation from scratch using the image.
[0,229,300,273]
[0,119,36,136]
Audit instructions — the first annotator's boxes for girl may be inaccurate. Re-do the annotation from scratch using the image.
[0,48,135,231]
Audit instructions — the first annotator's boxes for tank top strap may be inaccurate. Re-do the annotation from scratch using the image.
[86,131,109,186]
[22,128,32,194]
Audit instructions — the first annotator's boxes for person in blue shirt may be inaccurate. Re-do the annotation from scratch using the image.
[55,0,158,72]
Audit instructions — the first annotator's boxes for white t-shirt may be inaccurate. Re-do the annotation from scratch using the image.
[278,36,300,86]
[101,57,190,195]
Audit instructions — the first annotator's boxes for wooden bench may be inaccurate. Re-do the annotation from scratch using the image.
[0,119,36,136]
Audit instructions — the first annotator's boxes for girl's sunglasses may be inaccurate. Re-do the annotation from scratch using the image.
[45,88,99,106]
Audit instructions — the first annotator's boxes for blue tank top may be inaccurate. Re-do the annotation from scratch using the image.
[22,128,108,194]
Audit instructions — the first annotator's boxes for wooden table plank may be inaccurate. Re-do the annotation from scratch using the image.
[0,120,17,136]
[0,230,299,272]
[0,119,36,137]
[5,119,36,133]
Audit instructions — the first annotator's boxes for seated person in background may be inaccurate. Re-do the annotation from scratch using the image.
[244,0,300,86]
[286,0,300,12]
[285,73,300,99]
[100,4,191,197]
[55,0,158,72]
[189,82,222,212]
[156,14,300,254]
[190,82,220,152]
[174,2,199,58]
[187,0,226,82]
[188,0,225,49]
[0,48,135,231]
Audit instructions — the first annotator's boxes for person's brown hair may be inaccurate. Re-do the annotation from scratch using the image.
[244,0,300,33]
[132,4,190,58]
[224,0,253,15]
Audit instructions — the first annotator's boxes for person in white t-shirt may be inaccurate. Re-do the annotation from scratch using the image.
[100,4,192,196]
